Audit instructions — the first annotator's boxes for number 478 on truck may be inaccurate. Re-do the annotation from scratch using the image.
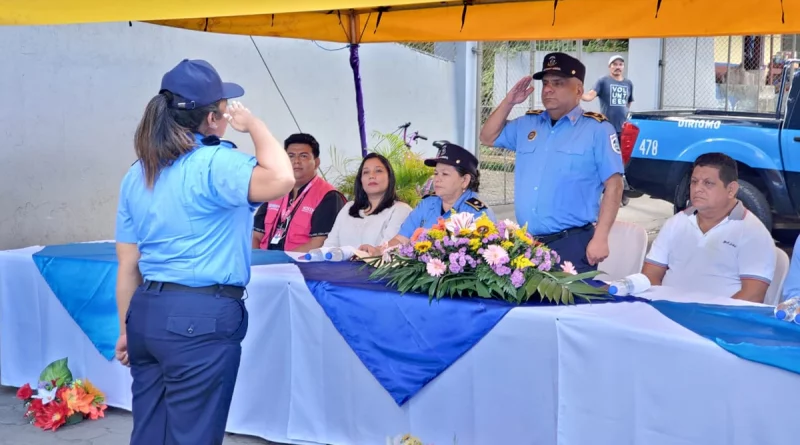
[621,60,800,243]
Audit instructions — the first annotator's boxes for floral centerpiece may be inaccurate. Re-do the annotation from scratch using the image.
[15,357,107,431]
[369,212,610,304]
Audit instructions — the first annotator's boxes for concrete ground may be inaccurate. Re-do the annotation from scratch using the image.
[0,196,675,444]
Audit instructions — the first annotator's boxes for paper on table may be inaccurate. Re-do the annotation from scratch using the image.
[352,249,387,267]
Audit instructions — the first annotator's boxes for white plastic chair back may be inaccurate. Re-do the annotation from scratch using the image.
[596,220,648,282]
[764,247,790,306]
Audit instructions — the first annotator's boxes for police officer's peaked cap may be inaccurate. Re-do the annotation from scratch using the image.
[532,52,586,83]
[160,59,245,109]
[424,141,479,174]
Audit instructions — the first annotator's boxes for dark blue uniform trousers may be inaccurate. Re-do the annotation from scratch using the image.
[125,285,248,445]
[546,226,598,274]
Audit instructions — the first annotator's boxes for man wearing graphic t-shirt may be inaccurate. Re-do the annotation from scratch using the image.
[583,55,634,205]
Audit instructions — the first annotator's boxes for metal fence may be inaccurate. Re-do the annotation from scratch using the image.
[475,39,629,205]
[661,35,798,112]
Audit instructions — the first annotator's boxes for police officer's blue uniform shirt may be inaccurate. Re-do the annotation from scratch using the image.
[115,133,259,287]
[493,105,623,236]
[398,189,496,239]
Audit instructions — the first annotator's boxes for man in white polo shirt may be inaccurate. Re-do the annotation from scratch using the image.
[642,153,776,303]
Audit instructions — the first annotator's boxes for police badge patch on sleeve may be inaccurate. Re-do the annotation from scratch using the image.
[610,133,621,154]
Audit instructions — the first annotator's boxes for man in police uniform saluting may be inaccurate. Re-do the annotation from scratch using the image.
[479,52,624,273]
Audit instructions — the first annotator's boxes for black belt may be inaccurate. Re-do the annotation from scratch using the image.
[537,223,594,244]
[143,281,245,300]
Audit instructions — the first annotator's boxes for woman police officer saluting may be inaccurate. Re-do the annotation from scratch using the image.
[113,59,294,444]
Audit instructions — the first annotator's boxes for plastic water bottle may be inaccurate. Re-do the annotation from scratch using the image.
[325,246,356,262]
[302,248,328,262]
[774,297,800,322]
[608,273,652,297]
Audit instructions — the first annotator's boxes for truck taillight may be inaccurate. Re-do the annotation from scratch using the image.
[620,122,639,165]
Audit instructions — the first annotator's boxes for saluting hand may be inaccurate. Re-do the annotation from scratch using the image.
[505,76,535,105]
[585,236,610,266]
[223,100,257,133]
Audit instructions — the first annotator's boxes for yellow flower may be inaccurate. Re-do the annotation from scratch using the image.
[511,255,534,270]
[468,238,482,251]
[80,379,105,403]
[414,240,432,253]
[458,228,474,237]
[474,214,497,236]
[501,240,514,250]
[427,229,445,240]
[514,228,533,245]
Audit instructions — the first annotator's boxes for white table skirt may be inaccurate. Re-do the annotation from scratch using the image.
[1,245,797,445]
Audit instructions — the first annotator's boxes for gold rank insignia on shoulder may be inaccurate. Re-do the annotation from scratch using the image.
[465,198,487,211]
[582,111,609,123]
[421,192,437,200]
[525,109,544,115]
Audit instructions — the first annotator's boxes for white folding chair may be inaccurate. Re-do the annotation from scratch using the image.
[764,246,790,306]
[596,220,648,282]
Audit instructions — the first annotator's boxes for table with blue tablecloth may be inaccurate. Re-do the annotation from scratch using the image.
[0,242,798,445]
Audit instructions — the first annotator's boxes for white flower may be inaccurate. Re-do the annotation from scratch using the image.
[381,244,399,263]
[33,387,57,405]
[445,212,476,234]
[503,219,520,231]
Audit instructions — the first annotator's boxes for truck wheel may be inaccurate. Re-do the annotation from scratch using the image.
[737,179,773,231]
[673,174,691,214]
[673,176,773,231]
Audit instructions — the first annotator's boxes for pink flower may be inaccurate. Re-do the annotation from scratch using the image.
[561,261,577,275]
[426,258,446,277]
[445,212,476,234]
[481,245,509,267]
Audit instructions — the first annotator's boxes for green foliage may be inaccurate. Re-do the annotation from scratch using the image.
[39,357,73,388]
[325,131,433,208]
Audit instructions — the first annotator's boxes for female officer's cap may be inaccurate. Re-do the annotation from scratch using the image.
[424,141,479,174]
[160,59,244,109]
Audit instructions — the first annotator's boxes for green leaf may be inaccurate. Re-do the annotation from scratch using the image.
[537,279,553,302]
[428,276,440,296]
[567,281,610,296]
[39,357,72,387]
[560,286,571,305]
[556,270,601,285]
[65,413,84,426]
[524,274,544,300]
[546,281,562,303]
[475,281,492,298]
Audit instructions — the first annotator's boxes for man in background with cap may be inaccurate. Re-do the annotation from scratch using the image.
[583,55,634,134]
[583,55,635,205]
[479,52,624,273]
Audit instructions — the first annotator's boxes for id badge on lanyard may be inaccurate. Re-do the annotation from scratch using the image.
[269,178,317,245]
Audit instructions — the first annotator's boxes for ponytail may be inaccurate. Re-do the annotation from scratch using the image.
[133,91,223,188]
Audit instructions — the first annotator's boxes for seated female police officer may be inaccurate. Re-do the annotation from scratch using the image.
[114,59,294,445]
[363,141,496,255]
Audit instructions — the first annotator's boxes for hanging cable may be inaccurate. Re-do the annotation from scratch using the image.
[313,41,349,51]
[249,36,302,132]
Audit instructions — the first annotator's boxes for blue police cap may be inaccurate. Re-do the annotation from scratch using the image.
[424,141,479,174]
[160,59,244,109]
[532,52,586,83]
